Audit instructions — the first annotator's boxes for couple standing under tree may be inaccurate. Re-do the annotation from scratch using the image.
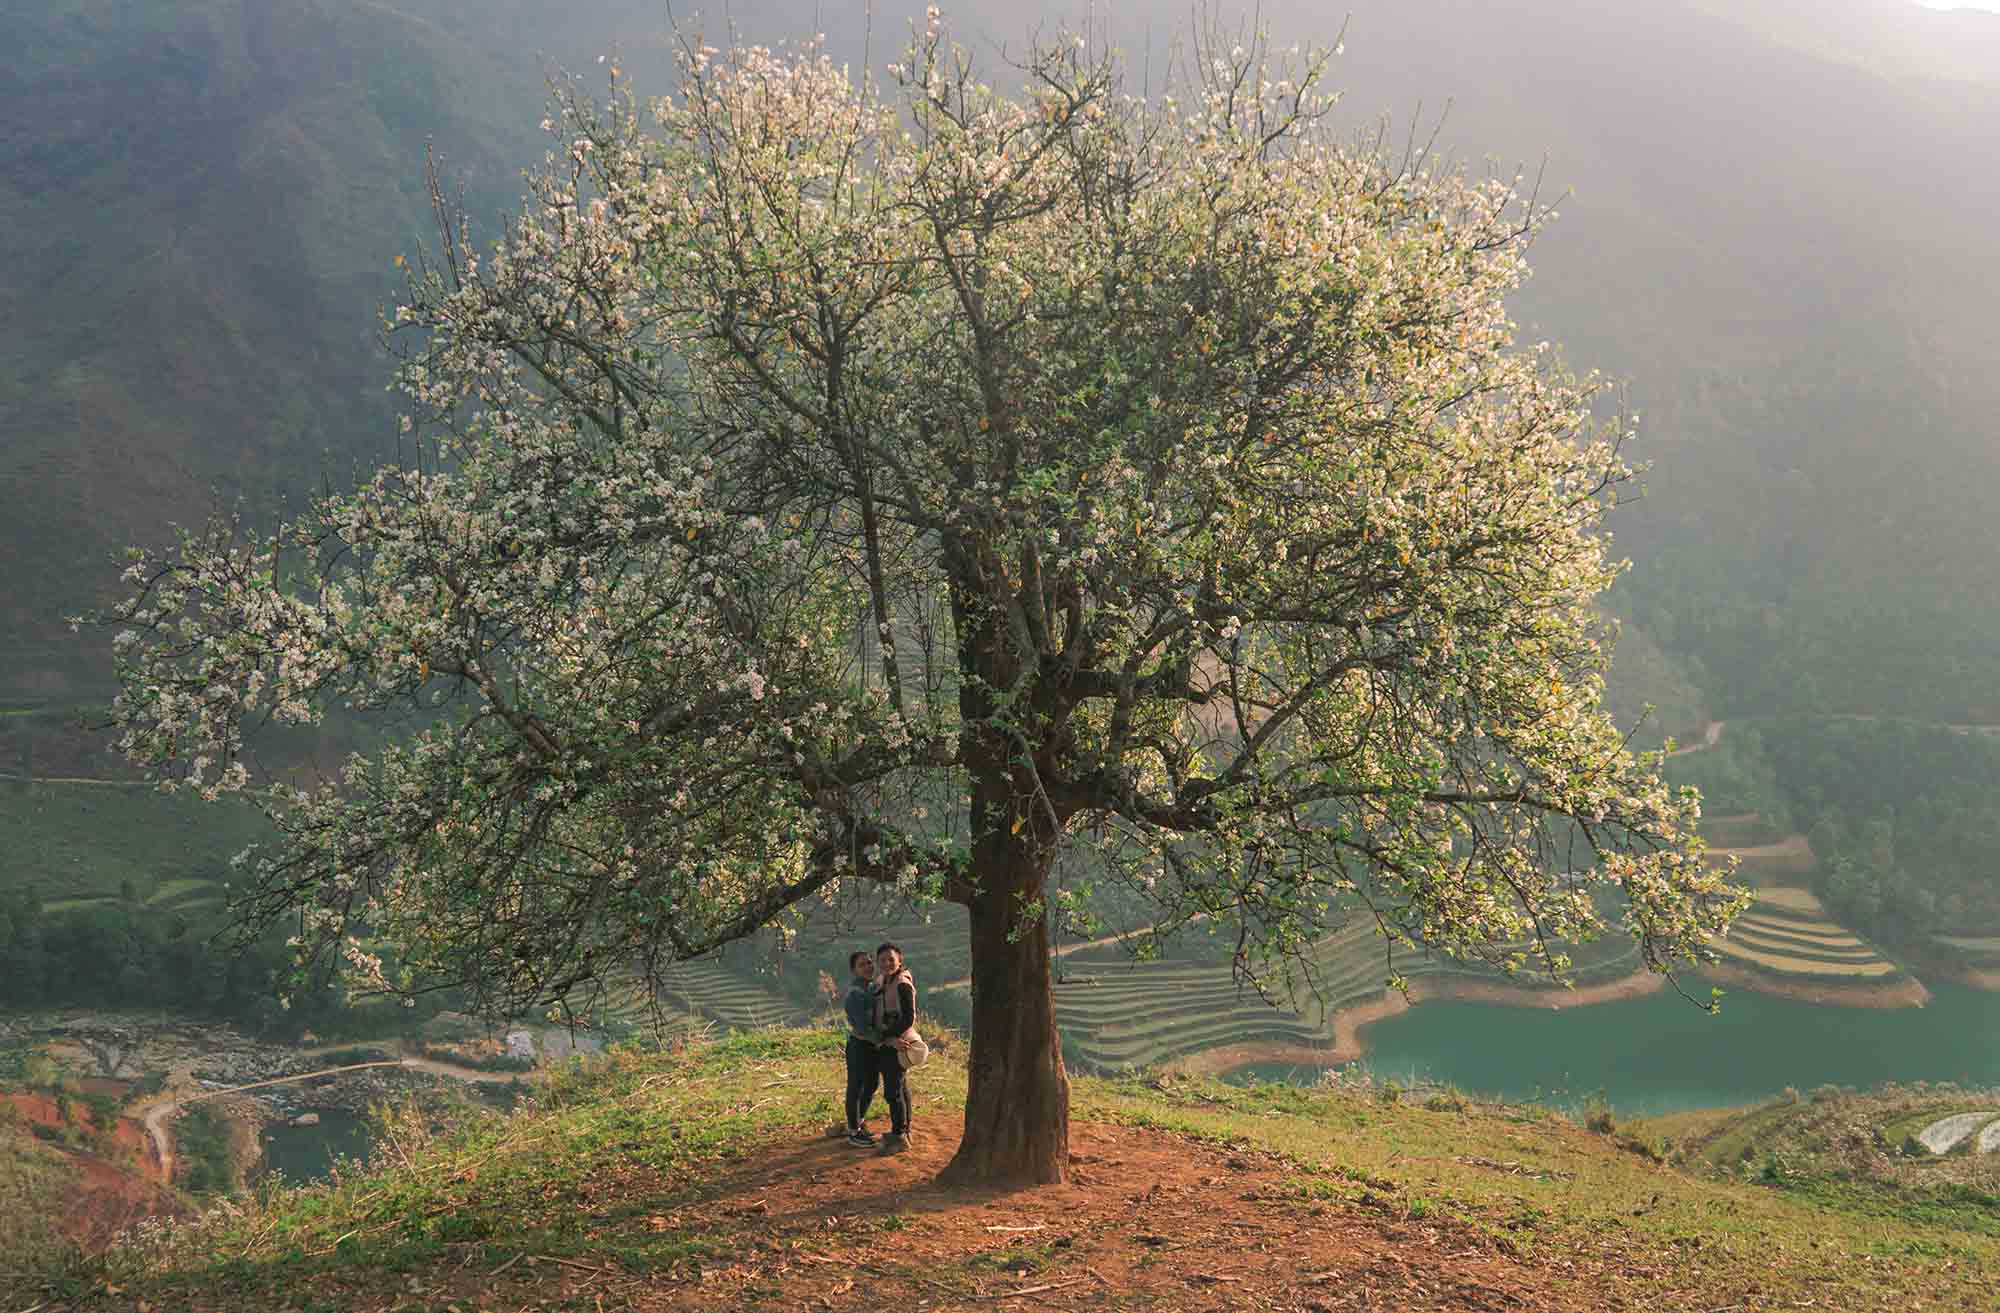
[833,943,922,1154]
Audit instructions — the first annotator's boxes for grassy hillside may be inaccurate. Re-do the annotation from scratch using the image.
[0,1120,72,1267]
[0,779,264,910]
[13,1029,1997,1310]
[1648,1083,2000,1203]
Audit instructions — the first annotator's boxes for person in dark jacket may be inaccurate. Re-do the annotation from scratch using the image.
[831,950,881,1147]
[873,942,917,1155]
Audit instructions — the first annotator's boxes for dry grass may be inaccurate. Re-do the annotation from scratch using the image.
[0,1124,74,1282]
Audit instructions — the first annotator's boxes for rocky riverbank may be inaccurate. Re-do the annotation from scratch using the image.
[1,1009,547,1187]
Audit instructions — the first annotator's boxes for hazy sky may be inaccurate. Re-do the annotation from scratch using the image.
[1913,1,2000,10]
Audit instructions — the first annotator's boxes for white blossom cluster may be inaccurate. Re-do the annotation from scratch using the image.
[85,19,1742,1019]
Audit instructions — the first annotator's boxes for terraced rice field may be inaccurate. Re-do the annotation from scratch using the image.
[1030,918,1647,1072]
[1931,931,2000,974]
[581,972,710,1037]
[1730,922,1870,953]
[1710,939,1899,976]
[1748,886,1827,916]
[658,961,803,1032]
[1714,888,1906,981]
[779,896,1649,1073]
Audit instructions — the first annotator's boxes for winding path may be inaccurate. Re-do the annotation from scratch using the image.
[1665,719,1728,758]
[140,1097,180,1184]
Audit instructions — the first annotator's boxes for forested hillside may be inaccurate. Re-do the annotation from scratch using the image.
[0,0,556,696]
[4,0,1997,721]
[1233,0,2000,720]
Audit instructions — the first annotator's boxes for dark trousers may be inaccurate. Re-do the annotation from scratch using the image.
[844,1036,881,1131]
[876,1044,911,1135]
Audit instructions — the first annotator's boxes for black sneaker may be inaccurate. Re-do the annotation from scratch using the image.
[845,1128,878,1148]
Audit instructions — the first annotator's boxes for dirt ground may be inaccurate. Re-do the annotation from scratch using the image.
[275,1120,1600,1313]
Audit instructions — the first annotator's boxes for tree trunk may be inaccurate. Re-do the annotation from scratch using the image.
[937,836,1070,1187]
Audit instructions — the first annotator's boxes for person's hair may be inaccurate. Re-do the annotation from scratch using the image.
[849,950,870,971]
[876,942,902,959]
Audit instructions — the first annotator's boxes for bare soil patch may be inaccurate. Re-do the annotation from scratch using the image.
[47,1139,190,1251]
[4,1092,157,1172]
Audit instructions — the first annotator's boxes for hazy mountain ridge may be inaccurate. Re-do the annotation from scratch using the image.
[1230,0,2000,717]
[0,0,550,696]
[1691,0,2000,90]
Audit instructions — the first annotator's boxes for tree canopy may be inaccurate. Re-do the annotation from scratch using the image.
[93,18,1743,1184]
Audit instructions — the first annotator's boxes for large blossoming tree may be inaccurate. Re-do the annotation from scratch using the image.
[93,20,1744,1185]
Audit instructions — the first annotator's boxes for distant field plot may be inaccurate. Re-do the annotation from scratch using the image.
[1913,1111,2000,1155]
[1,781,264,907]
[40,895,113,914]
[1654,1085,2000,1196]
[145,876,219,907]
[1749,886,1827,916]
[1699,813,1785,849]
[1929,930,2000,972]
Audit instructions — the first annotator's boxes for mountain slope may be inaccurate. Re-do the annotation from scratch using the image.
[8,0,1998,724]
[0,0,550,697]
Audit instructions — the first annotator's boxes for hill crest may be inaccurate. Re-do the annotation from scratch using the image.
[13,1028,1996,1312]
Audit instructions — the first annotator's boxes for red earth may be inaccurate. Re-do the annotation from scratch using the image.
[5,1092,188,1250]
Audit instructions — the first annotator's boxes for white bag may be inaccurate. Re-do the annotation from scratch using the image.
[896,1030,930,1069]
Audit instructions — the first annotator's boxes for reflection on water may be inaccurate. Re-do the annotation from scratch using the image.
[261,1108,372,1184]
[1346,980,2000,1116]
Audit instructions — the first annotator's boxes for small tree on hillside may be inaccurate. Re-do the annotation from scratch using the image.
[90,20,1745,1185]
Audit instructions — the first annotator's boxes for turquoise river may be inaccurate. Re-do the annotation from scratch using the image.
[1331,980,2000,1116]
